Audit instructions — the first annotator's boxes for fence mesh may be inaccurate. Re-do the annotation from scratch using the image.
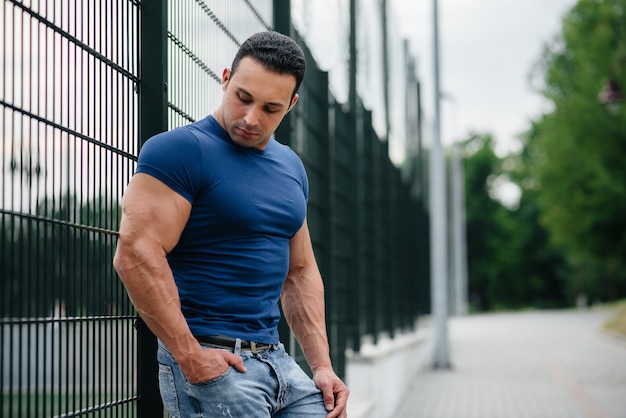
[1,0,140,416]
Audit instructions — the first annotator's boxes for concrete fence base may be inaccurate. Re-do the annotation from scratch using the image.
[345,319,433,418]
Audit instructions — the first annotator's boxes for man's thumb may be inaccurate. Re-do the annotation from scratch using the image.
[227,353,247,373]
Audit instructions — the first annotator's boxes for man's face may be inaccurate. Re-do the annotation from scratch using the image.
[217,56,299,150]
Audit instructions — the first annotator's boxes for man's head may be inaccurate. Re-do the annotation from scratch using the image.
[230,31,306,100]
[215,32,306,150]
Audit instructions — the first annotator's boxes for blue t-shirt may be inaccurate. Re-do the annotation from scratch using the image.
[135,115,309,344]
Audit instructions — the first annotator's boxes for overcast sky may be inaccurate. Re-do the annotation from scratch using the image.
[390,0,578,155]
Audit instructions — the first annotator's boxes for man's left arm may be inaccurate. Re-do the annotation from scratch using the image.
[281,219,350,418]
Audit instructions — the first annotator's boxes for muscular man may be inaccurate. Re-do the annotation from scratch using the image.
[113,31,349,417]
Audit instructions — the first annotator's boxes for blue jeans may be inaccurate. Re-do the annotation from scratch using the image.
[157,340,327,417]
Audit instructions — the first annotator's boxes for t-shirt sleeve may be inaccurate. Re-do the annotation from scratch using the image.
[286,146,309,202]
[135,128,201,204]
[298,157,309,202]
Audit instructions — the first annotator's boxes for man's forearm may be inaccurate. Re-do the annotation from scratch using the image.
[281,268,333,373]
[113,239,199,360]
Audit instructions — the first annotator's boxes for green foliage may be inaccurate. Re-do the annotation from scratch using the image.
[461,134,505,310]
[461,134,569,311]
[525,0,626,301]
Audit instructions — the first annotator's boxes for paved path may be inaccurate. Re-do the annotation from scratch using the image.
[394,308,626,418]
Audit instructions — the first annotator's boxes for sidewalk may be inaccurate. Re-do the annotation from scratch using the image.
[393,308,626,418]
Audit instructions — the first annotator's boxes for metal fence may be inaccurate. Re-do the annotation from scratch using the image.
[1,0,429,416]
[1,0,139,416]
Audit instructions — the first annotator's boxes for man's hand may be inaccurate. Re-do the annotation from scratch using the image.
[314,367,350,418]
[179,347,247,384]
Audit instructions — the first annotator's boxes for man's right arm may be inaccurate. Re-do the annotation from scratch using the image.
[113,173,246,382]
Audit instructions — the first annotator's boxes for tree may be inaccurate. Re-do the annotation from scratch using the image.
[461,134,505,310]
[527,0,626,301]
[504,133,570,307]
[461,133,569,311]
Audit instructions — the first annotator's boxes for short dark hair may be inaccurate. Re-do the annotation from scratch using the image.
[231,31,306,98]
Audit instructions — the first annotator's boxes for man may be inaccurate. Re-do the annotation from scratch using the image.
[113,31,349,417]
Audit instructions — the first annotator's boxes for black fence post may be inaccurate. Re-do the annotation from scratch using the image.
[272,0,298,362]
[138,1,168,417]
[273,0,293,148]
[135,319,162,418]
[140,0,169,144]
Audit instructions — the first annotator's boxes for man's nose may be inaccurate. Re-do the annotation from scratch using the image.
[243,106,261,127]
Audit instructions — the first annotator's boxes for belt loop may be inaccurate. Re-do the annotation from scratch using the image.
[250,341,257,354]
[234,338,242,356]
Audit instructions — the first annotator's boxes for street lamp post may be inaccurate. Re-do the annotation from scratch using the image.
[440,92,468,318]
[430,0,451,369]
[451,141,468,316]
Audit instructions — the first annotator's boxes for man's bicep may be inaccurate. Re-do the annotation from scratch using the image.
[289,219,312,263]
[120,173,192,253]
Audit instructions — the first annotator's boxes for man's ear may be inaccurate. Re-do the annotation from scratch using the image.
[221,68,231,91]
[287,94,299,113]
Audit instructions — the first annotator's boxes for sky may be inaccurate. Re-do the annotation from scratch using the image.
[390,0,578,155]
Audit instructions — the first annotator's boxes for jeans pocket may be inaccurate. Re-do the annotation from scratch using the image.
[158,363,181,418]
[186,365,232,387]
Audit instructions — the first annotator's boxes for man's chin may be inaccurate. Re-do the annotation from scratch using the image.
[231,135,268,150]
